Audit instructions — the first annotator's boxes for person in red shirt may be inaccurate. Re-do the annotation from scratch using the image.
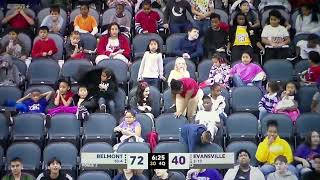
[170,78,203,121]
[31,26,58,60]
[302,51,320,83]
[135,1,164,34]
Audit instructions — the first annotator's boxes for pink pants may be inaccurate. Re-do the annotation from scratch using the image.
[47,106,78,117]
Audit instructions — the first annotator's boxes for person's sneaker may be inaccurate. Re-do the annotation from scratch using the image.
[100,104,107,113]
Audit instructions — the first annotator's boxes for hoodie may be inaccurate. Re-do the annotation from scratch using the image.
[0,55,21,86]
[267,171,298,180]
[36,170,72,180]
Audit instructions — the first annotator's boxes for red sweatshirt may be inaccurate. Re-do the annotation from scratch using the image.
[135,10,163,34]
[306,65,320,82]
[31,38,58,58]
[96,34,131,59]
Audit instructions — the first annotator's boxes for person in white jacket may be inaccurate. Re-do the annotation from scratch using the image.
[224,149,265,180]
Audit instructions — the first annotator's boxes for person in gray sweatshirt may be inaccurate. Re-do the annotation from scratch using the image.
[267,155,298,180]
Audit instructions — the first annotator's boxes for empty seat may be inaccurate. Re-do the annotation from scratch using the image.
[78,171,112,180]
[12,113,45,145]
[80,33,97,51]
[136,114,154,140]
[6,142,41,172]
[198,60,213,83]
[117,142,151,153]
[0,113,9,146]
[298,85,318,113]
[154,142,188,153]
[231,86,262,115]
[61,60,92,84]
[83,113,116,144]
[261,114,294,141]
[47,114,80,146]
[27,59,60,86]
[155,113,187,142]
[129,60,141,88]
[226,141,258,166]
[225,113,259,144]
[296,113,320,141]
[263,59,294,82]
[0,86,22,108]
[12,58,27,77]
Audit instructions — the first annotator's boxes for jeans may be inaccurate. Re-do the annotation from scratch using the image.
[170,22,190,33]
[233,75,264,92]
[192,19,210,35]
[98,97,116,115]
[260,164,299,178]
[259,108,270,120]
[143,78,160,89]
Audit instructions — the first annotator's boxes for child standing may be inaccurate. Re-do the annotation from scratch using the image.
[40,5,64,34]
[137,39,165,88]
[261,10,290,61]
[273,82,300,123]
[16,89,53,113]
[301,51,320,83]
[230,51,266,90]
[167,57,190,86]
[47,78,76,117]
[93,68,118,115]
[0,29,27,60]
[65,31,88,60]
[258,81,280,121]
[74,3,98,36]
[31,26,58,59]
[200,54,230,89]
[195,95,221,138]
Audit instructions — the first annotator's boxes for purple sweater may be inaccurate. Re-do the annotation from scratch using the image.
[191,169,222,180]
[294,144,320,161]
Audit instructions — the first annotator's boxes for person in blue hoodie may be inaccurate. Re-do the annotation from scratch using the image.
[175,26,203,64]
[180,124,212,153]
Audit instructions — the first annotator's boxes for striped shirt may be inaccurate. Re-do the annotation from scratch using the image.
[258,93,279,112]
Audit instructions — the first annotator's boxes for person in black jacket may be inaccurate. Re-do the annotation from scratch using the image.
[36,157,73,180]
[302,154,320,180]
[73,85,96,120]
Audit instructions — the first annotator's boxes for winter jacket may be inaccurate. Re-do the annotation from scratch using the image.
[223,165,265,180]
[175,36,203,59]
[73,94,97,113]
[96,34,131,59]
[0,55,22,86]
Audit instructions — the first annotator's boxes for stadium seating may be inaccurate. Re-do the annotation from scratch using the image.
[155,113,187,142]
[27,59,60,86]
[78,171,112,180]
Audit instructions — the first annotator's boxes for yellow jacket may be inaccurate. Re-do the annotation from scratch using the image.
[255,136,293,164]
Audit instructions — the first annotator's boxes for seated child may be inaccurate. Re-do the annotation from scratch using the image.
[273,82,300,123]
[258,81,280,120]
[195,95,221,138]
[65,31,90,60]
[0,55,22,86]
[167,57,190,86]
[73,3,98,36]
[200,54,230,89]
[31,26,58,59]
[301,51,320,84]
[311,80,320,113]
[267,155,298,180]
[104,3,131,37]
[175,26,203,63]
[16,89,53,113]
[296,34,320,60]
[0,29,27,60]
[73,85,96,120]
[230,51,266,91]
[40,5,64,34]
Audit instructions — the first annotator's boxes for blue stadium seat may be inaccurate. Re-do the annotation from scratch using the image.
[0,86,22,108]
[193,143,224,153]
[27,59,60,86]
[47,114,80,146]
[117,142,151,153]
[165,33,186,56]
[298,85,318,113]
[6,142,41,173]
[226,113,259,144]
[0,144,3,171]
[226,141,258,166]
[155,113,188,142]
[12,113,45,146]
[129,60,141,88]
[296,113,320,141]
[231,86,262,115]
[102,8,132,28]
[12,58,27,77]
[61,59,92,84]
[132,33,163,58]
[113,88,126,119]
[261,114,294,141]
[0,113,9,147]
[136,113,154,141]
[129,86,161,117]
[163,88,174,113]
[37,7,67,34]
[78,171,112,180]
[83,113,117,145]
[154,142,188,153]
[80,33,97,51]
[97,60,128,87]
[263,59,294,82]
[198,60,213,83]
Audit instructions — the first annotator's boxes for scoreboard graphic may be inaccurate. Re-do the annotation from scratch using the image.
[81,153,234,169]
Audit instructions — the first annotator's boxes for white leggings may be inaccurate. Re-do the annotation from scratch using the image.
[95,54,129,64]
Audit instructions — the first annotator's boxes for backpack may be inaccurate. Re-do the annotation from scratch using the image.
[146,131,158,153]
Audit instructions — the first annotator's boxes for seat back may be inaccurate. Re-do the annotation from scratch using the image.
[226,141,258,166]
[154,142,188,153]
[80,33,97,51]
[231,86,262,113]
[263,59,294,82]
[97,60,128,85]
[163,89,174,113]
[48,114,80,140]
[136,114,154,140]
[226,113,258,141]
[261,9,289,27]
[117,142,151,153]
[78,171,112,180]
[296,113,320,139]
[102,8,132,26]
[198,60,213,83]
[12,113,45,140]
[298,85,318,113]
[155,113,187,141]
[37,7,67,34]
[27,59,60,85]
[12,59,27,76]
[0,114,9,145]
[164,59,196,80]
[0,32,32,55]
[165,33,186,56]
[132,33,163,57]
[0,86,22,106]
[61,60,92,84]
[129,60,141,87]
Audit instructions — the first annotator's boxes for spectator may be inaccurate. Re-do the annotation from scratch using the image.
[312,80,320,113]
[258,81,280,121]
[190,0,214,34]
[163,0,192,33]
[113,169,145,180]
[295,4,320,34]
[73,3,98,36]
[273,82,300,123]
[15,89,52,114]
[51,0,72,11]
[224,149,265,180]
[31,26,58,59]
[0,55,22,86]
[255,120,298,177]
[301,154,320,180]
[261,10,290,61]
[167,57,190,86]
[40,5,64,34]
[137,39,165,88]
[72,85,96,120]
[1,5,35,37]
[301,51,320,83]
[96,22,131,64]
[36,157,73,180]
[231,0,260,29]
[175,26,203,63]
[181,124,212,152]
[209,83,228,123]
[203,13,228,57]
[187,169,222,180]
[267,155,298,180]
[295,131,320,175]
[2,157,35,180]
[227,13,264,62]
[258,0,291,12]
[152,169,181,180]
[200,54,230,89]
[230,51,266,91]
[170,78,202,120]
[65,31,90,60]
[296,34,320,60]
[0,29,27,61]
[135,1,164,35]
[104,3,131,37]
[195,95,221,138]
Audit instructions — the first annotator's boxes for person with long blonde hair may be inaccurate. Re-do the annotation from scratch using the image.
[167,57,190,86]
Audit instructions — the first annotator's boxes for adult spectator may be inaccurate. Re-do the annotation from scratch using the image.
[2,157,35,180]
